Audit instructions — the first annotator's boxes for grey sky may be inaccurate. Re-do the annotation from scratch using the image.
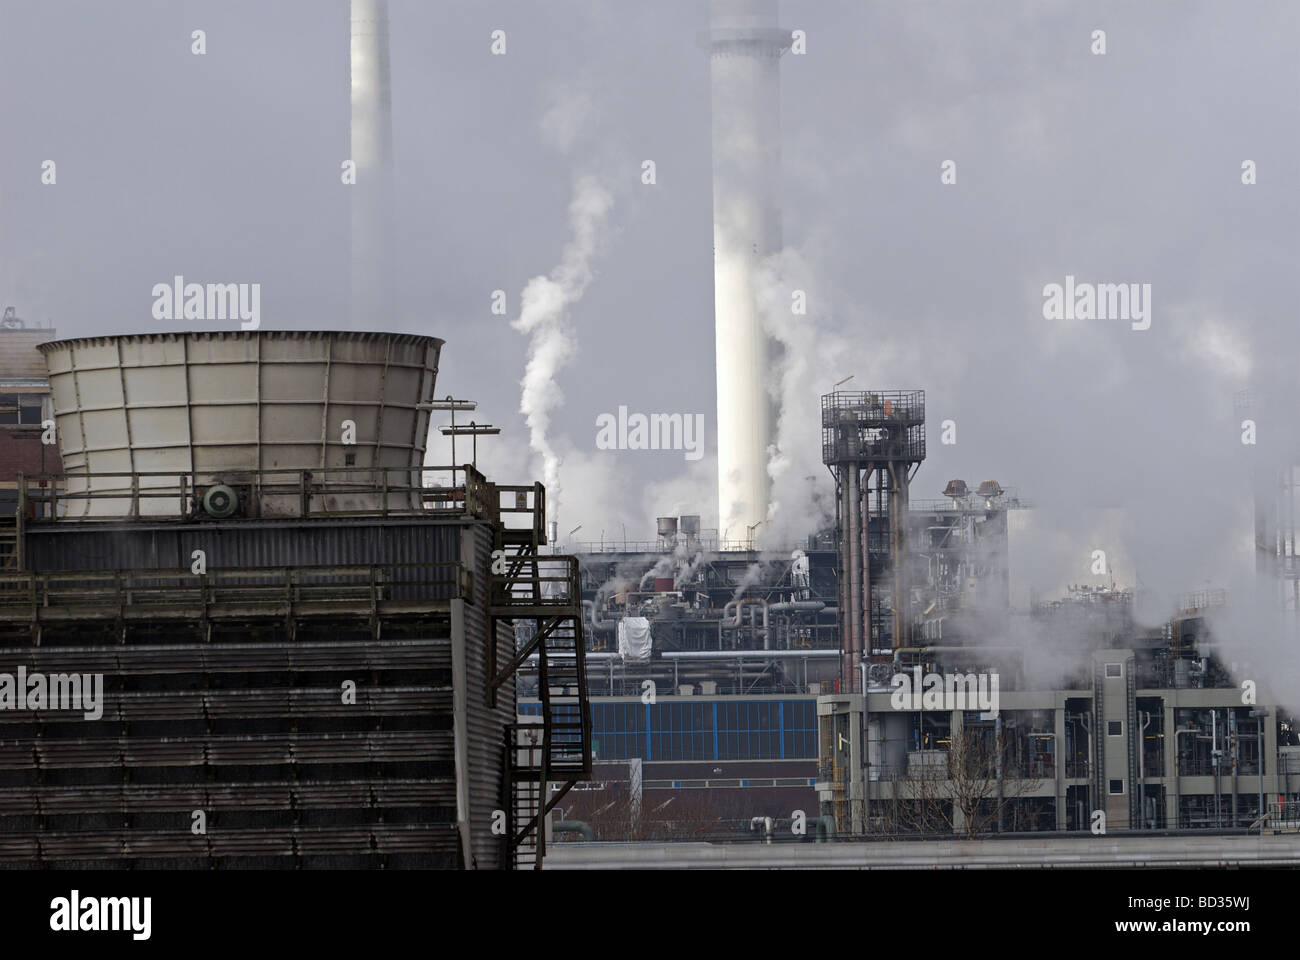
[2,1,1298,619]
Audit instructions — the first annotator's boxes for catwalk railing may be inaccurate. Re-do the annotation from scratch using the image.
[13,465,502,523]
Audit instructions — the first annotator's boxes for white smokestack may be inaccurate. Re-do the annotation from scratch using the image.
[350,0,395,328]
[708,0,787,542]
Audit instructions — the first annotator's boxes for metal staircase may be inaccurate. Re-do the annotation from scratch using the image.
[488,483,591,869]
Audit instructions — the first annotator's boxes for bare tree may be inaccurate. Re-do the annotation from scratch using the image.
[891,725,1045,839]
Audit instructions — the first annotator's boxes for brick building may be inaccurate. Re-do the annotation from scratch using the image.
[0,307,60,561]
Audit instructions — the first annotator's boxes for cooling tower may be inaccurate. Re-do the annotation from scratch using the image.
[707,0,788,542]
[38,331,441,518]
[350,0,396,328]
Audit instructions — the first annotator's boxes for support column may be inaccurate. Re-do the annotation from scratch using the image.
[847,467,862,690]
[889,462,911,650]
[1054,703,1067,830]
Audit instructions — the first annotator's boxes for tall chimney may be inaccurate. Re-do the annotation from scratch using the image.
[350,0,395,328]
[707,0,787,543]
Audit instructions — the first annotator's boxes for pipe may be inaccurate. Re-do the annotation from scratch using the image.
[1213,709,1220,828]
[889,461,911,649]
[554,820,595,842]
[720,598,768,643]
[848,467,863,687]
[1230,710,1238,828]
[860,466,870,662]
[1256,711,1265,830]
[1139,711,1151,829]
[582,600,618,634]
[813,816,835,843]
[1079,713,1092,819]
[661,649,838,660]
[837,466,852,688]
[767,600,826,613]
[524,652,619,663]
[891,645,1024,664]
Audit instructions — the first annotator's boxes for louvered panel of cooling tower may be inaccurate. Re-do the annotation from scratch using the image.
[0,624,461,869]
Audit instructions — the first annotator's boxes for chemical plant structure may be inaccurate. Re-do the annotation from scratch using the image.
[529,385,1300,843]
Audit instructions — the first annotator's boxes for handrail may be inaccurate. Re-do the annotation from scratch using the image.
[16,465,500,524]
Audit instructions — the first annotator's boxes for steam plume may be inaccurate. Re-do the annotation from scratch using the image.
[512,175,614,520]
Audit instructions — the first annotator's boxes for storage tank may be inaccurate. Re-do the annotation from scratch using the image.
[39,330,442,518]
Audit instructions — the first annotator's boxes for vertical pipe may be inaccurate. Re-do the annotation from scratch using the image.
[1212,709,1220,828]
[1230,710,1239,827]
[838,465,853,689]
[860,467,871,660]
[350,0,395,329]
[1138,711,1150,828]
[889,463,910,650]
[847,467,863,691]
[708,0,786,539]
[1258,716,1264,828]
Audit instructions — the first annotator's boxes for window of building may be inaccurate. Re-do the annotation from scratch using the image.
[1109,778,1124,795]
[1108,720,1122,736]
[1105,663,1123,679]
[0,394,45,426]
[515,697,818,762]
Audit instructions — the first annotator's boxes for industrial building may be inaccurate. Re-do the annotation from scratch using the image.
[518,0,1300,849]
[0,308,61,548]
[4,0,1296,874]
[0,328,590,869]
[531,385,1300,844]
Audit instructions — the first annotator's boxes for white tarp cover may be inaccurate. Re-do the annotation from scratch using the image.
[618,617,653,661]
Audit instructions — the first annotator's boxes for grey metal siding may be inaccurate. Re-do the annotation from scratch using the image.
[0,516,515,869]
[459,522,515,869]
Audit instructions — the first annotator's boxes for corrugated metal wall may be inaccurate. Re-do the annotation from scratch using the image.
[459,522,515,870]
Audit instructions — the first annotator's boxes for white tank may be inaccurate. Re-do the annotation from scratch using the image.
[39,331,442,518]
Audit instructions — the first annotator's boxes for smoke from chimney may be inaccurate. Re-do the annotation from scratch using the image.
[512,175,615,527]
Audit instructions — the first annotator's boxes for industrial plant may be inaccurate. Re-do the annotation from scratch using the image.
[1,0,1296,879]
[529,386,1300,851]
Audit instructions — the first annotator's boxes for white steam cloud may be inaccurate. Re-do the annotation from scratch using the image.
[512,175,614,523]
